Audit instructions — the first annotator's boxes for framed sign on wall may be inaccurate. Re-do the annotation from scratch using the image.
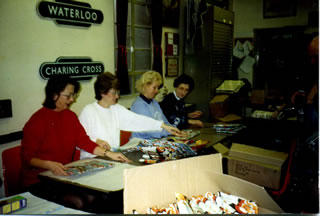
[166,58,178,77]
[263,0,297,18]
[165,32,179,77]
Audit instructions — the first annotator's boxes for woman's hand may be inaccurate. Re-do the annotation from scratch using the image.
[96,139,111,150]
[188,119,204,127]
[46,161,69,176]
[161,123,184,137]
[105,151,131,163]
[177,130,189,138]
[93,146,131,163]
[188,111,203,119]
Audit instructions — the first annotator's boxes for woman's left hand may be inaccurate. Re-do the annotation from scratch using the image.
[189,119,204,128]
[188,111,203,119]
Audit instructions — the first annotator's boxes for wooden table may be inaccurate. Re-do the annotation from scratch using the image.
[189,122,231,151]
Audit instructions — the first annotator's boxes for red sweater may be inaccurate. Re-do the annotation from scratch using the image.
[21,107,98,188]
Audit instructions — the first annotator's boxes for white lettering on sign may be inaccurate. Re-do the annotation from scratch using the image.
[82,65,103,73]
[45,66,80,76]
[47,5,98,21]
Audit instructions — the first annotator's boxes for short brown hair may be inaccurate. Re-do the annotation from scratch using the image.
[94,72,120,100]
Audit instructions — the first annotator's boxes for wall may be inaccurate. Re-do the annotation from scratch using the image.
[1,1,316,135]
[0,0,115,136]
[233,0,315,38]
[232,0,317,85]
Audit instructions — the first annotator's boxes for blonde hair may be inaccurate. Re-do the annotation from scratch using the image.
[135,71,163,93]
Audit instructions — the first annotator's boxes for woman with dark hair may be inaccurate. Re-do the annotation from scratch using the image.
[42,76,80,109]
[160,74,203,129]
[78,72,181,158]
[21,75,130,212]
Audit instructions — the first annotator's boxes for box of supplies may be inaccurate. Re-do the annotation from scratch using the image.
[0,195,27,214]
[123,154,283,214]
[210,94,230,119]
[214,143,288,190]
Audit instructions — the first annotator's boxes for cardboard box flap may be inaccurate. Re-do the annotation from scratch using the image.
[213,143,229,155]
[124,154,223,214]
[229,143,288,167]
[204,172,283,213]
[210,94,229,104]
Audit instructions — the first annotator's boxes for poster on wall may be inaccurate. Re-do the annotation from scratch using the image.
[263,0,296,18]
[37,0,104,27]
[166,58,179,77]
[39,57,104,80]
[165,32,179,56]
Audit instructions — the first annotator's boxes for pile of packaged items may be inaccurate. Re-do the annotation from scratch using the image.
[65,160,114,175]
[212,123,246,134]
[127,139,197,164]
[133,191,259,214]
[251,110,273,119]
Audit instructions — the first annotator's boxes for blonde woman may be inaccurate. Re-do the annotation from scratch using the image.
[130,71,178,139]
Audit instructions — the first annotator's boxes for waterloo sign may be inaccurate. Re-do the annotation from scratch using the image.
[37,0,103,27]
[40,57,104,80]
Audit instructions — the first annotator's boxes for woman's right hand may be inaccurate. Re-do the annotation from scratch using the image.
[161,123,184,137]
[105,151,132,163]
[46,161,69,176]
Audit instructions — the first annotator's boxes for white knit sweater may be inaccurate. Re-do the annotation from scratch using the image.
[78,102,163,159]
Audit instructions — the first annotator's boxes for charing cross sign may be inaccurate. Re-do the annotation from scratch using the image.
[37,0,104,27]
[40,57,104,80]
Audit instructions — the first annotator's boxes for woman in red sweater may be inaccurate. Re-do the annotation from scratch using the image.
[20,75,130,212]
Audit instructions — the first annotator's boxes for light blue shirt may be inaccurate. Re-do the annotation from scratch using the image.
[130,95,173,139]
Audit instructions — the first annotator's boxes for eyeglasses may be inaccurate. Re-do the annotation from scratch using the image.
[109,90,120,96]
[60,93,78,99]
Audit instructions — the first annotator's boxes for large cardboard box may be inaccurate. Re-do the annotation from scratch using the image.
[210,94,229,119]
[123,154,283,214]
[214,143,288,190]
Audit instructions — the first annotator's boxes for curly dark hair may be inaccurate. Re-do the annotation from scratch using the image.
[43,76,80,109]
[94,72,120,100]
[173,74,194,92]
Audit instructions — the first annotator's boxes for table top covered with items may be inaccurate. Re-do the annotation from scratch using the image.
[34,121,292,214]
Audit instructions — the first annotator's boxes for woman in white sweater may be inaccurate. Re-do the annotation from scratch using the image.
[79,72,181,159]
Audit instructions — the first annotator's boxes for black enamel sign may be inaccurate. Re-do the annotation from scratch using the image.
[40,57,104,80]
[37,0,104,27]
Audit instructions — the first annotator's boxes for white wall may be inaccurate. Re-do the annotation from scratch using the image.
[233,0,315,38]
[0,0,115,135]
